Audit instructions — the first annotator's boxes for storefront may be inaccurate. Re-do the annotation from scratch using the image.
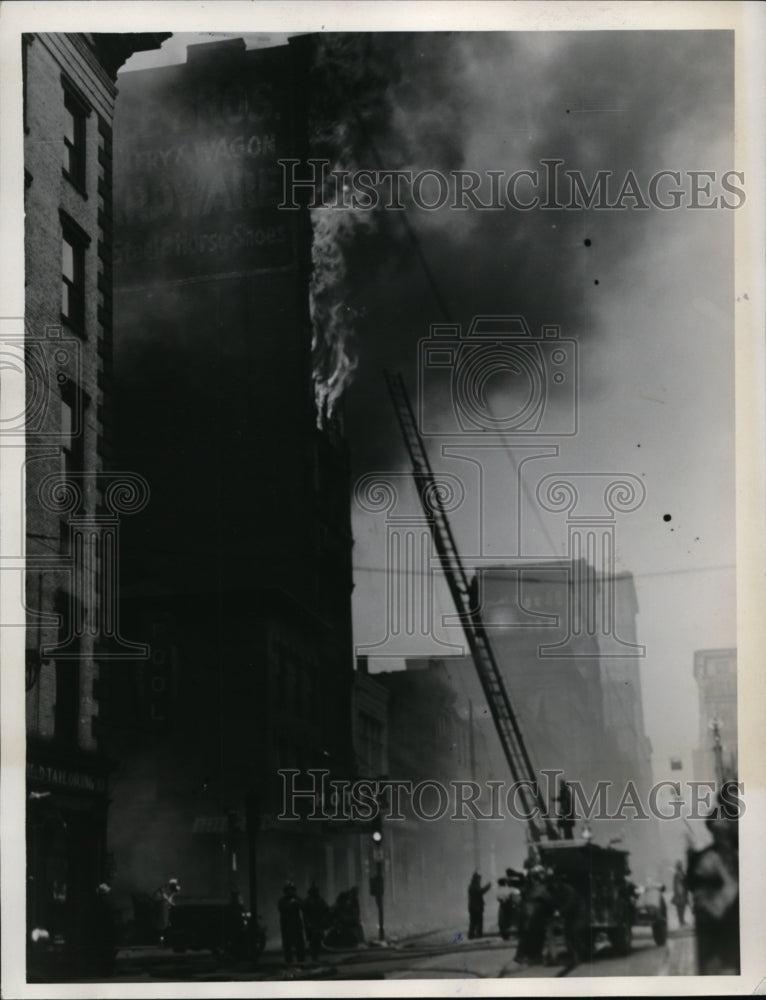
[26,740,112,975]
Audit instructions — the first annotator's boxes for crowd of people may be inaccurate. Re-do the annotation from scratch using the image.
[278,881,364,963]
[27,781,740,978]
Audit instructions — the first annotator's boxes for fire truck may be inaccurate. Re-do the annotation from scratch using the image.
[386,371,639,959]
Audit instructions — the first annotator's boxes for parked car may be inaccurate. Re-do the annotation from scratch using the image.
[163,895,265,958]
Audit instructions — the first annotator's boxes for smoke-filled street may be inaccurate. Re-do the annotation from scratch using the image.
[7,5,758,996]
[78,920,696,983]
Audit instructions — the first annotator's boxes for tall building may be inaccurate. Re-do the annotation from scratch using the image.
[468,562,656,870]
[351,657,389,928]
[100,36,358,926]
[692,648,737,782]
[371,659,482,928]
[477,562,610,784]
[22,31,169,973]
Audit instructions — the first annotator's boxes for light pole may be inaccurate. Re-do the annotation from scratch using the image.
[371,829,385,941]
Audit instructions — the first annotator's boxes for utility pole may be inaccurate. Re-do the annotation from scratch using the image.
[372,833,385,941]
[711,718,724,787]
[370,785,386,941]
[468,699,480,871]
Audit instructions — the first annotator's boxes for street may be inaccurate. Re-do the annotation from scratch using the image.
[72,924,696,983]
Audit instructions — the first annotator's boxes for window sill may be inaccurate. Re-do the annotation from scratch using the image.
[62,169,88,200]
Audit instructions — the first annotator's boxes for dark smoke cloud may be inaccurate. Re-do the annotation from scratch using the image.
[306,31,733,470]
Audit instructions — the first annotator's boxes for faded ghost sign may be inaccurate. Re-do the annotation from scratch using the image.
[114,46,297,285]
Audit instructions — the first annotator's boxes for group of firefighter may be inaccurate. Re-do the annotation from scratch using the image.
[278,882,365,963]
[467,779,740,973]
[468,859,587,966]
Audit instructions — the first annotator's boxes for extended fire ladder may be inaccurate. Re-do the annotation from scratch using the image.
[385,371,558,843]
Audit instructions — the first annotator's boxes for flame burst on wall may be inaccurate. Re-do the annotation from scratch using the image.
[310,192,373,427]
[307,37,386,428]
[306,33,466,426]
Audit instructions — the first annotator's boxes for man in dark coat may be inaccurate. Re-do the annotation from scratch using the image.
[278,881,306,963]
[467,872,491,939]
[302,883,330,961]
[90,883,117,977]
[671,860,688,926]
[687,781,740,974]
[514,866,553,965]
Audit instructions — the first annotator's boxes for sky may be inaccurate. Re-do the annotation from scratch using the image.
[121,29,738,781]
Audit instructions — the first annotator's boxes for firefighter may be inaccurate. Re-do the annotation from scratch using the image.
[546,869,583,967]
[278,881,306,964]
[302,882,330,961]
[555,780,576,840]
[90,883,117,977]
[687,781,740,974]
[467,872,491,939]
[671,860,688,926]
[514,865,553,965]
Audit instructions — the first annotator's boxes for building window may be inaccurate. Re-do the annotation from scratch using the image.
[22,35,32,134]
[58,384,84,552]
[359,712,385,775]
[54,590,80,745]
[62,81,89,193]
[60,213,89,333]
[60,395,77,478]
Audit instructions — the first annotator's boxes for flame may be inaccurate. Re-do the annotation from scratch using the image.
[307,38,385,428]
[310,201,373,426]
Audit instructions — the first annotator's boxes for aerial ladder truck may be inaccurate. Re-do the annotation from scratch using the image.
[385,371,640,956]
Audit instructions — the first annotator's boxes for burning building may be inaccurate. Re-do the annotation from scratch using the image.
[100,36,359,931]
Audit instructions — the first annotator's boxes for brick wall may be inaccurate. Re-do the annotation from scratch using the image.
[24,33,119,751]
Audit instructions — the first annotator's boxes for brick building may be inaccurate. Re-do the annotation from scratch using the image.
[100,36,359,929]
[22,31,168,973]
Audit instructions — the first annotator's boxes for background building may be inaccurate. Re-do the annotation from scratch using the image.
[692,647,738,782]
[369,658,496,931]
[22,30,168,974]
[446,562,656,873]
[100,36,359,930]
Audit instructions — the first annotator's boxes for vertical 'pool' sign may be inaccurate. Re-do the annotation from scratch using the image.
[114,43,297,286]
